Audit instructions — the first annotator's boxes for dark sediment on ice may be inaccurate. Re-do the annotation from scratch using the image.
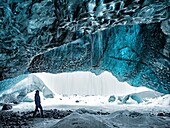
[0,108,110,127]
[1,108,170,128]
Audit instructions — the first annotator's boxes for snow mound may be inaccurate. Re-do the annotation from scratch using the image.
[133,91,163,99]
[148,94,170,106]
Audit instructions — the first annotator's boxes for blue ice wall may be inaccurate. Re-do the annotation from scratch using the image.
[101,24,170,94]
[0,74,28,94]
[102,25,141,82]
[28,23,170,94]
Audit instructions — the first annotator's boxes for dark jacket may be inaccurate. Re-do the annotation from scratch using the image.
[35,94,41,106]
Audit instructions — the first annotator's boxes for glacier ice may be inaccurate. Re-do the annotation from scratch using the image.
[0,74,28,94]
[0,0,170,94]
[122,94,143,104]
[29,24,170,94]
[0,74,54,103]
[118,90,163,104]
[108,95,116,102]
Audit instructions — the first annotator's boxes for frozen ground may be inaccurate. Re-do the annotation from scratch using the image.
[0,91,170,128]
[11,91,170,112]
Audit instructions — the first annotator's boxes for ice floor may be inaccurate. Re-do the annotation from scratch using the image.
[11,92,170,113]
[2,92,168,128]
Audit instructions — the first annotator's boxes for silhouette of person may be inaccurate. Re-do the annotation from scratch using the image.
[33,90,43,117]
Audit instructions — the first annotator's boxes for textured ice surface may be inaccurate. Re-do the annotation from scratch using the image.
[121,94,143,104]
[0,0,170,94]
[29,24,170,93]
[0,74,28,94]
[108,95,116,102]
[0,74,54,103]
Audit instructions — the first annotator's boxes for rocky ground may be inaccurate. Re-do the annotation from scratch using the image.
[0,102,170,128]
[0,108,111,128]
[0,109,71,128]
[1,108,170,128]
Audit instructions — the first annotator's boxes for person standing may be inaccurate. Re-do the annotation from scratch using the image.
[33,90,43,117]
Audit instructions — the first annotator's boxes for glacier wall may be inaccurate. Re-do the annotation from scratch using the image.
[29,24,170,94]
[0,0,170,94]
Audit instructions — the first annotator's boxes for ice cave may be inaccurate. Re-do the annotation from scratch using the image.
[0,0,170,127]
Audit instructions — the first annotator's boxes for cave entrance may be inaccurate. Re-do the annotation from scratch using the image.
[34,71,149,96]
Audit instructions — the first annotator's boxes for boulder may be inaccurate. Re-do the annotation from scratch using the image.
[2,104,12,110]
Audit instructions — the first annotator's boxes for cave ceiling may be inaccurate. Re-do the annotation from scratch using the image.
[0,0,170,93]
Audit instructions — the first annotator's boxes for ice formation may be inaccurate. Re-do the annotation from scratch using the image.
[108,95,116,102]
[0,74,54,103]
[0,0,170,94]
